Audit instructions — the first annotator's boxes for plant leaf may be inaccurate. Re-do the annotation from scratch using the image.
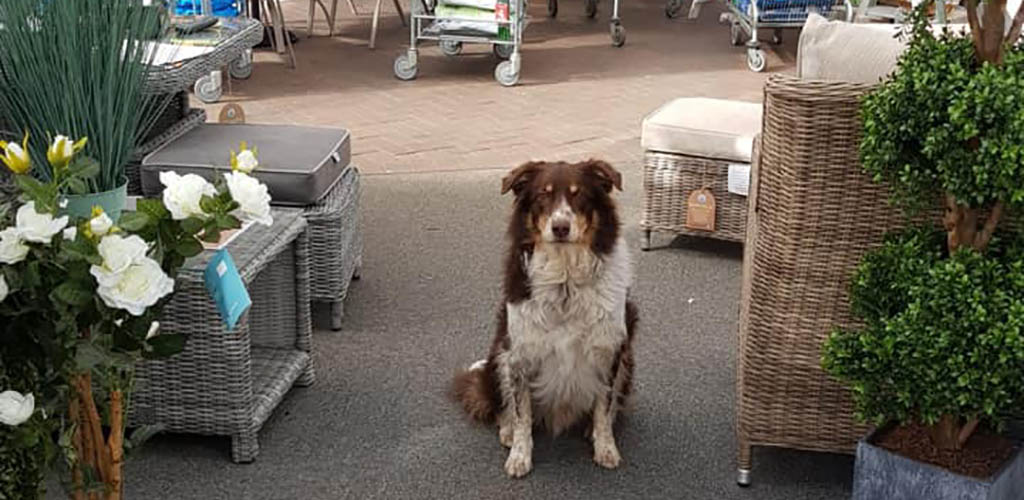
[175,237,203,258]
[144,333,186,359]
[53,281,93,306]
[118,212,150,232]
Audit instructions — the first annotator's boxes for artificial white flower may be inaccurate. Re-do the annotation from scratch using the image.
[0,391,34,426]
[95,234,148,275]
[233,149,258,174]
[63,227,77,241]
[89,211,113,237]
[224,171,273,226]
[159,171,216,220]
[146,321,160,340]
[0,275,8,303]
[230,141,259,173]
[46,135,86,168]
[16,201,68,244]
[0,227,28,264]
[91,257,174,316]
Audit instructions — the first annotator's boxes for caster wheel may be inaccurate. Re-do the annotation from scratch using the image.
[665,0,683,18]
[747,48,766,72]
[394,55,418,81]
[493,43,513,60]
[737,468,752,487]
[770,29,782,45]
[730,22,744,46]
[548,0,558,17]
[194,75,222,104]
[494,60,519,87]
[610,23,626,47]
[229,52,253,80]
[585,0,598,18]
[440,39,462,57]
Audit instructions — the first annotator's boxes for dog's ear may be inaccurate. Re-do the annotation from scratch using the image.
[501,161,544,195]
[579,159,622,193]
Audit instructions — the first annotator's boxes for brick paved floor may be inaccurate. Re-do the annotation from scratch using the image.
[194,0,797,175]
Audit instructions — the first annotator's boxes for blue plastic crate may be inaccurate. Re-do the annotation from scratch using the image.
[734,0,834,22]
[173,0,243,16]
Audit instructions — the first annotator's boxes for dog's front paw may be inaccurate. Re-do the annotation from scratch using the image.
[593,442,622,469]
[504,449,533,478]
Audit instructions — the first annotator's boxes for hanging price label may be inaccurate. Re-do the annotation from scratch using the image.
[685,188,716,232]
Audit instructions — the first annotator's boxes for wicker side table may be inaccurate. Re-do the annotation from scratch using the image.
[130,208,314,463]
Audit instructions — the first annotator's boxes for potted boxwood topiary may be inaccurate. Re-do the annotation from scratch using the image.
[821,2,1024,499]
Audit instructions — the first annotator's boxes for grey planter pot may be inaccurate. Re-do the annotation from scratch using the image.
[852,429,1024,500]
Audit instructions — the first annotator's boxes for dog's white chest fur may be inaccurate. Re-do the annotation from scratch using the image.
[505,237,632,430]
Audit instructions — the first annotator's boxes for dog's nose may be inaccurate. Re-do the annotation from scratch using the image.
[552,221,570,240]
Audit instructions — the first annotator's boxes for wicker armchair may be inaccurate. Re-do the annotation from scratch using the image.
[736,74,910,485]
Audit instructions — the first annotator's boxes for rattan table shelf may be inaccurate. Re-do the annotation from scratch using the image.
[130,208,314,463]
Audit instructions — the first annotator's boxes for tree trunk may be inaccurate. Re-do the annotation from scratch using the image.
[106,390,124,500]
[68,374,125,500]
[928,415,964,450]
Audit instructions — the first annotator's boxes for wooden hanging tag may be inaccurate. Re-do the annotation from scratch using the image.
[685,188,716,232]
[218,103,246,124]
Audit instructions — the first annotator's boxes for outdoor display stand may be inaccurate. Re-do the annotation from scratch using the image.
[394,0,528,86]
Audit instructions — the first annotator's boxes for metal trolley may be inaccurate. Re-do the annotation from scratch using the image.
[673,0,851,72]
[393,0,528,86]
[726,0,851,71]
[546,0,625,47]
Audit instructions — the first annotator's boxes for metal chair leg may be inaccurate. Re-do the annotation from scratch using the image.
[369,0,383,49]
[329,0,339,35]
[394,0,408,26]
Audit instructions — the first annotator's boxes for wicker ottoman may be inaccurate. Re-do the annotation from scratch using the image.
[640,97,762,247]
[306,165,363,330]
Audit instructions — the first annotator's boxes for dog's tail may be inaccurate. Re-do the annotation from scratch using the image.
[452,358,502,423]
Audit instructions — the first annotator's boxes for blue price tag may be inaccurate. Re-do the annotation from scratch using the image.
[204,249,251,330]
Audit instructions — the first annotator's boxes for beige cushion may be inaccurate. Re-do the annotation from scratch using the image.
[797,14,972,83]
[641,98,762,163]
[797,14,906,83]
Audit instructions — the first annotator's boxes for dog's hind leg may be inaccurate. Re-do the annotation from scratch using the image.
[499,357,533,478]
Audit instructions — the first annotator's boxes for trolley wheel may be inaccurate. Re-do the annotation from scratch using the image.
[493,43,514,60]
[747,48,767,72]
[548,0,558,17]
[494,60,519,87]
[394,54,418,81]
[194,74,222,104]
[770,29,782,45]
[730,22,744,46]
[610,22,626,47]
[440,40,463,57]
[585,0,598,18]
[665,0,684,18]
[229,52,253,80]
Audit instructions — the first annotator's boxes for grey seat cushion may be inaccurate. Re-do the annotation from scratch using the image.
[141,123,351,206]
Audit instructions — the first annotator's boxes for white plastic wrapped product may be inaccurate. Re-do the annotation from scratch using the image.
[439,0,498,10]
[432,5,499,34]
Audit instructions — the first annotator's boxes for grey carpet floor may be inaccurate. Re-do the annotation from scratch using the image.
[112,167,854,499]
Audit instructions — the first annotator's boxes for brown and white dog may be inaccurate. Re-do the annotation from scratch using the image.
[453,159,638,478]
